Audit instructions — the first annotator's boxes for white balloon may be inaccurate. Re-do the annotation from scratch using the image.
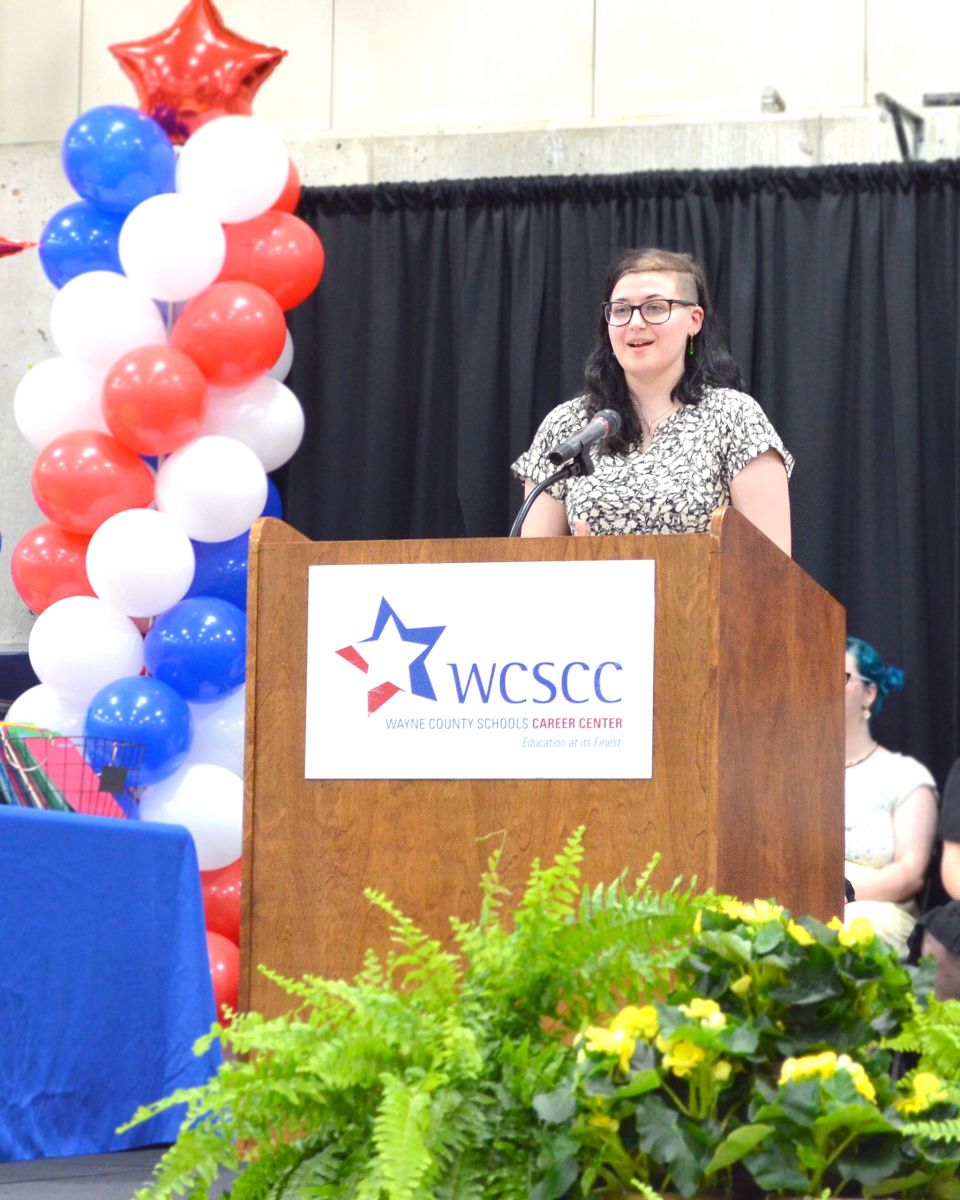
[13,357,108,450]
[188,686,245,776]
[119,193,227,302]
[175,116,289,223]
[202,377,305,471]
[155,435,267,542]
[86,508,196,618]
[138,762,243,870]
[28,596,144,704]
[50,271,167,370]
[267,328,294,381]
[4,683,87,737]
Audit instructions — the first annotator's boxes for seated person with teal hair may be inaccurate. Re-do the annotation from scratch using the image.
[843,637,938,958]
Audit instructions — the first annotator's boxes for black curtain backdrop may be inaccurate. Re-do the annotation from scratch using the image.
[281,160,960,784]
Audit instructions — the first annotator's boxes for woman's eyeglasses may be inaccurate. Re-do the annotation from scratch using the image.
[845,672,870,685]
[602,298,698,326]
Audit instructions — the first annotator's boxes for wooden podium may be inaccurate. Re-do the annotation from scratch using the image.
[240,509,845,1017]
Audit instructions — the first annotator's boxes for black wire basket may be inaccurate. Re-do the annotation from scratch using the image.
[0,724,144,819]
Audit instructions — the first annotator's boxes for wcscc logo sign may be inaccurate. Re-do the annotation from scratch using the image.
[445,660,623,705]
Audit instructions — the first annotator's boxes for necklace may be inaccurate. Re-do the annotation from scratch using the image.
[639,406,677,448]
[845,742,879,769]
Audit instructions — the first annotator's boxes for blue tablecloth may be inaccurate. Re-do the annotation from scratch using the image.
[0,806,223,1161]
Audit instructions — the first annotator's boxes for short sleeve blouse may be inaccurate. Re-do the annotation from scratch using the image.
[845,750,937,868]
[510,387,794,536]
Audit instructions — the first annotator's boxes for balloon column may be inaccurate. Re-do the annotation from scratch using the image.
[8,0,324,1026]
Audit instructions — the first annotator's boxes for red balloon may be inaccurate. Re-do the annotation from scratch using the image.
[206,930,239,1025]
[200,857,241,943]
[218,211,325,311]
[170,281,286,387]
[103,345,208,454]
[10,521,95,613]
[272,160,301,214]
[109,0,286,144]
[31,430,155,535]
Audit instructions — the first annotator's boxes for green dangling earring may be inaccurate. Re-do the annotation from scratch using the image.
[687,335,696,359]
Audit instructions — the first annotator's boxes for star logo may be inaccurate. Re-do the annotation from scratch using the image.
[336,599,445,715]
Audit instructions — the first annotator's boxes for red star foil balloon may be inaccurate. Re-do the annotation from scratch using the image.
[109,0,287,144]
[0,237,37,258]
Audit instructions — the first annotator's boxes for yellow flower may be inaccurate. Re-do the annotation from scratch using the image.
[588,1114,620,1131]
[712,1060,732,1082]
[838,916,876,948]
[660,1039,707,1078]
[896,1071,948,1115]
[779,1052,876,1104]
[747,898,784,923]
[730,974,753,996]
[827,916,844,931]
[693,908,703,933]
[836,1054,877,1103]
[680,997,720,1020]
[787,920,814,946]
[717,896,784,924]
[679,997,727,1030]
[610,1004,659,1041]
[779,1051,839,1085]
[584,1025,635,1073]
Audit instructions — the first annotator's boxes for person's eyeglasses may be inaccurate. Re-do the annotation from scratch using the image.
[845,672,870,685]
[602,298,698,326]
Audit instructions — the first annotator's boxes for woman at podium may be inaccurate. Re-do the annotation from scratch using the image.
[512,247,793,555]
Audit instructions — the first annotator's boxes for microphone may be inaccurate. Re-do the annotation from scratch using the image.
[547,409,621,465]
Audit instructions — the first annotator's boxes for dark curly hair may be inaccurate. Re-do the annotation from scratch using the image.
[582,248,744,451]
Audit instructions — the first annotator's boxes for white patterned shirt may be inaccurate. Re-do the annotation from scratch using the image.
[511,387,793,535]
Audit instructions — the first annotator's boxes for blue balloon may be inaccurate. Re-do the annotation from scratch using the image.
[261,478,284,519]
[62,105,176,215]
[85,676,193,787]
[186,533,249,611]
[38,202,124,288]
[144,598,247,704]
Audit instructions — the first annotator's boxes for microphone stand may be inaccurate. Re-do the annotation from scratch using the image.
[508,446,594,538]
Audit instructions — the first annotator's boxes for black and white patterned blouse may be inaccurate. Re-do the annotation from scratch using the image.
[511,387,794,536]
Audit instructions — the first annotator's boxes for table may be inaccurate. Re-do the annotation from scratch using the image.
[0,806,223,1161]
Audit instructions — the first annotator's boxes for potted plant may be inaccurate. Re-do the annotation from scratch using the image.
[125,831,960,1199]
[556,899,960,1198]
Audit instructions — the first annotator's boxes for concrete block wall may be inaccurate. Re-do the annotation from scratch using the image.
[4,1,958,146]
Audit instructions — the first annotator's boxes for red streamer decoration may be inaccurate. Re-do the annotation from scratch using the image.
[0,237,36,259]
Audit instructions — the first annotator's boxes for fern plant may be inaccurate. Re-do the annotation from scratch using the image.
[885,995,960,1153]
[124,829,704,1200]
[886,994,960,1079]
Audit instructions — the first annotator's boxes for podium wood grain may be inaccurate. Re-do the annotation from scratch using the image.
[240,511,844,1018]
